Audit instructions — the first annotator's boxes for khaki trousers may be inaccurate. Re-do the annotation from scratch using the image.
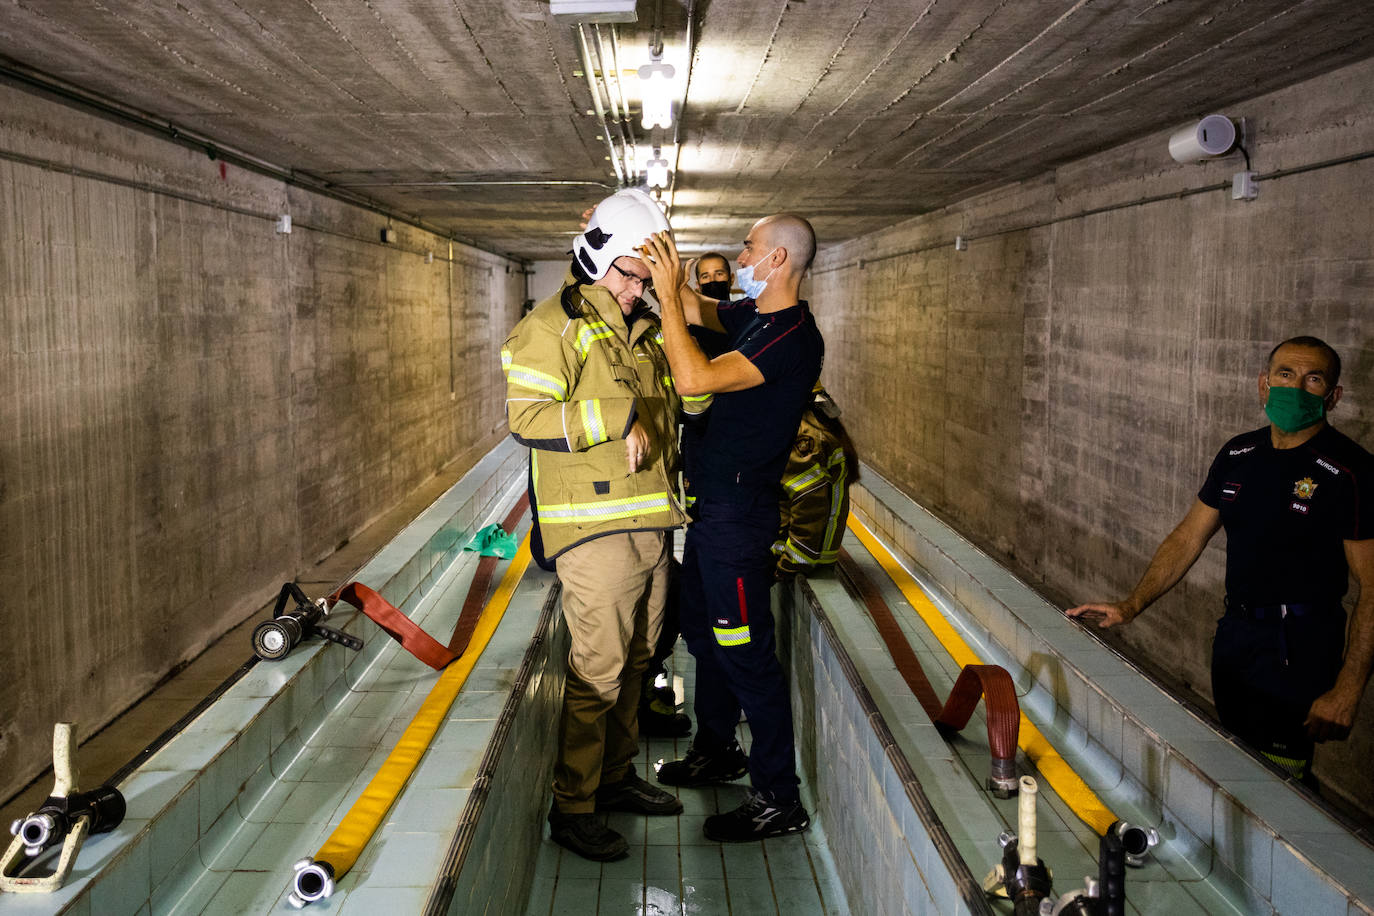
[552,529,671,813]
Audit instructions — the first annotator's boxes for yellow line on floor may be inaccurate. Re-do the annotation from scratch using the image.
[846,515,1118,836]
[314,535,533,878]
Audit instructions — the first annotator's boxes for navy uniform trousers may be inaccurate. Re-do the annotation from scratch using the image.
[1211,603,1346,776]
[679,495,801,803]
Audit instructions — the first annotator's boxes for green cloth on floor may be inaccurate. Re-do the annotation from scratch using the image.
[465,523,517,558]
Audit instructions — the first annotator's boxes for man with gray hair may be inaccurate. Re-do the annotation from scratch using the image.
[1069,336,1374,783]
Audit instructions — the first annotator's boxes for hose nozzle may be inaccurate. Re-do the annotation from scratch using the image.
[1110,820,1159,867]
[288,858,335,908]
[987,756,1019,798]
[9,786,124,858]
[983,778,1053,915]
[255,585,362,660]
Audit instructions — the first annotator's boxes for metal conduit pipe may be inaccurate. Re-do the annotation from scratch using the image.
[331,180,617,189]
[664,0,696,216]
[590,24,636,182]
[589,26,621,124]
[605,26,638,181]
[576,24,624,187]
[608,27,634,133]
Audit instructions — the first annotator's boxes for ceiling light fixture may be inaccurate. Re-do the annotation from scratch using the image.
[646,152,670,189]
[550,0,636,24]
[638,58,675,130]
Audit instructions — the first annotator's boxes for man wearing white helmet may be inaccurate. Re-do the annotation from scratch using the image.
[501,189,707,861]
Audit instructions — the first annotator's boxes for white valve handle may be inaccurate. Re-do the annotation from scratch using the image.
[1018,775,1038,866]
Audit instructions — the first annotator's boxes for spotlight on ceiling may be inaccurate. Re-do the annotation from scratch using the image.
[550,0,637,24]
[1168,115,1238,164]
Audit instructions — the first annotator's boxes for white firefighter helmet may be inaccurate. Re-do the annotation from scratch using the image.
[572,188,671,282]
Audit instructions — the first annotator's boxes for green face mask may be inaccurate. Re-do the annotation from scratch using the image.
[1265,385,1327,433]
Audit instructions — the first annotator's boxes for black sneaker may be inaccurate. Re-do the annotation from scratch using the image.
[703,790,810,842]
[656,742,749,787]
[548,807,629,861]
[596,772,684,815]
[639,696,692,738]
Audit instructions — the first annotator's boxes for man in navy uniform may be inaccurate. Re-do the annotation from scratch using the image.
[639,216,824,841]
[1069,336,1374,781]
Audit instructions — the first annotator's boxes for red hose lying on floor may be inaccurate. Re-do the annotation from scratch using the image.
[837,548,1021,797]
[330,495,530,670]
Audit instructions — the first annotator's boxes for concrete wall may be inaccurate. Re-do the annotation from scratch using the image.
[809,57,1374,812]
[528,259,570,305]
[0,84,524,802]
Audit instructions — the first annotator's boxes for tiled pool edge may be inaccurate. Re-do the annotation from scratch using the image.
[9,440,526,916]
[428,582,566,916]
[850,467,1374,916]
[782,578,994,916]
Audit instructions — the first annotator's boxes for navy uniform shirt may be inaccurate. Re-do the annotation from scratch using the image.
[691,298,824,505]
[681,323,731,487]
[1198,425,1374,605]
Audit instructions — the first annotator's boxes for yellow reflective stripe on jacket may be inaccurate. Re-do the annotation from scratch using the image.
[713,625,751,646]
[539,491,673,524]
[783,463,827,494]
[820,451,848,558]
[506,363,568,400]
[581,399,608,445]
[681,393,711,404]
[500,347,513,370]
[778,536,838,566]
[575,321,615,362]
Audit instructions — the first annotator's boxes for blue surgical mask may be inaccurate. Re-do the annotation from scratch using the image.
[735,248,778,300]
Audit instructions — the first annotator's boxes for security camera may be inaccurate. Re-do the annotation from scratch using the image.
[1168,115,1238,163]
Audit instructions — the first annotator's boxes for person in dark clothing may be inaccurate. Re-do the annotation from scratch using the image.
[1068,336,1374,781]
[639,254,735,739]
[640,215,825,842]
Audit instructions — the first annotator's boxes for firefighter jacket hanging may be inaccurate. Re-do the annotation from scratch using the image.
[502,278,708,559]
[774,391,855,576]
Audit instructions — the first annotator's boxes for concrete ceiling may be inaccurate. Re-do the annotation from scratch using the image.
[1,0,1371,260]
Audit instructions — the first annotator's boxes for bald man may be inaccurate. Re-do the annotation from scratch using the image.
[641,215,824,842]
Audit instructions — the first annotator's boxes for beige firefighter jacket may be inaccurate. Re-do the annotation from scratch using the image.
[775,405,852,575]
[502,278,707,559]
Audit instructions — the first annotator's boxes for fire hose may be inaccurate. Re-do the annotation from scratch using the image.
[837,548,1022,797]
[844,515,1159,884]
[287,528,532,907]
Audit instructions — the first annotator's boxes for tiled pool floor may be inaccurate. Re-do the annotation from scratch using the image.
[524,642,850,916]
